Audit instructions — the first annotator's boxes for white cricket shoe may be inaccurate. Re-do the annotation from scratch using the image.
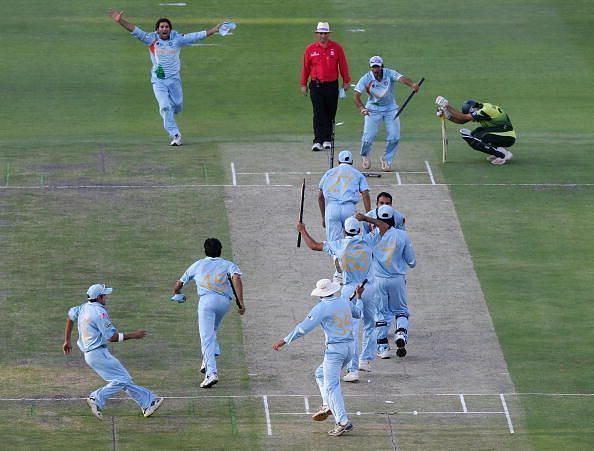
[311,143,323,152]
[486,154,497,161]
[323,141,332,150]
[490,157,507,165]
[143,397,164,418]
[358,360,372,372]
[361,156,371,169]
[343,371,360,382]
[200,373,219,388]
[328,422,353,437]
[86,397,103,420]
[170,134,183,146]
[504,149,513,161]
[380,158,392,172]
[377,349,391,359]
[395,332,407,358]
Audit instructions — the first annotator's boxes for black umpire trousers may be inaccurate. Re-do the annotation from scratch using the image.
[309,80,339,144]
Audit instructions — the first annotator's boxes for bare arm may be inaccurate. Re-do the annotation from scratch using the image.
[231,274,246,315]
[361,189,371,212]
[318,190,326,229]
[354,91,369,116]
[108,330,148,342]
[173,279,184,295]
[109,9,135,32]
[296,223,324,251]
[444,105,472,124]
[355,213,390,236]
[398,76,420,92]
[63,318,74,355]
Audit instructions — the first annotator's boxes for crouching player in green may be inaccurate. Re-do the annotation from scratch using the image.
[436,96,516,165]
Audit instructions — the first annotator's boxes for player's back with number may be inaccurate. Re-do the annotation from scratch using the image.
[320,165,367,204]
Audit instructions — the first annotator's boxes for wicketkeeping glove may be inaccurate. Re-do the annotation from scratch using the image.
[170,293,186,303]
[435,96,449,108]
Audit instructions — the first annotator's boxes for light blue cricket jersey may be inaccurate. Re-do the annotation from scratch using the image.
[367,228,416,277]
[68,302,117,353]
[131,26,207,81]
[319,164,369,204]
[323,236,372,285]
[361,207,406,234]
[354,68,402,112]
[180,257,241,300]
[284,296,363,345]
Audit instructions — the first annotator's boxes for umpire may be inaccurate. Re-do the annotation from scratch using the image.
[301,22,351,152]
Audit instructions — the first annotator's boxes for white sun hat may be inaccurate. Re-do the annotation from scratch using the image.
[311,278,341,297]
[344,217,361,234]
[315,22,332,33]
[377,204,395,220]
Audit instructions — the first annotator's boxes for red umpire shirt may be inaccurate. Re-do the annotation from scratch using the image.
[301,40,351,86]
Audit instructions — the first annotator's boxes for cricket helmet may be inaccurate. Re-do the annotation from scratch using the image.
[461,99,481,114]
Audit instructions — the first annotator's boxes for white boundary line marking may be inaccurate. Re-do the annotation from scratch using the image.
[424,160,436,185]
[273,411,507,416]
[459,394,468,413]
[262,395,272,436]
[265,173,270,185]
[304,396,310,414]
[500,394,515,434]
[396,172,402,185]
[230,162,237,186]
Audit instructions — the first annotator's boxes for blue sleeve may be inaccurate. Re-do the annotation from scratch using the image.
[358,172,369,192]
[354,74,367,93]
[180,262,197,284]
[98,312,117,340]
[284,305,323,344]
[67,306,80,321]
[323,240,337,257]
[177,31,207,46]
[403,234,416,268]
[227,261,242,276]
[350,298,363,319]
[131,26,156,45]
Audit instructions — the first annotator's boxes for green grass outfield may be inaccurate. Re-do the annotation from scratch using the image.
[1,0,593,449]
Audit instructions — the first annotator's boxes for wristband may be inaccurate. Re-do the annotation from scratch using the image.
[118,333,124,342]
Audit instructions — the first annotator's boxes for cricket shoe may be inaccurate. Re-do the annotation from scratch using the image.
[312,405,332,421]
[323,141,332,150]
[395,332,407,358]
[328,422,353,437]
[86,397,103,420]
[361,156,371,169]
[311,143,324,152]
[377,348,391,359]
[380,158,393,172]
[342,370,360,383]
[170,134,183,146]
[143,397,164,418]
[200,373,219,388]
[490,157,507,166]
[358,360,372,372]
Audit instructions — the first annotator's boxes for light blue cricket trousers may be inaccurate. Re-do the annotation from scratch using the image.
[198,293,231,377]
[374,275,409,351]
[152,76,183,138]
[341,282,378,369]
[324,201,357,242]
[85,347,156,410]
[315,342,352,426]
[360,110,401,165]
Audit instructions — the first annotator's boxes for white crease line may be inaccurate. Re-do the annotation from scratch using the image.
[265,173,270,185]
[304,396,310,414]
[500,394,515,434]
[424,160,436,185]
[459,394,468,413]
[396,172,402,185]
[230,162,237,186]
[263,395,272,436]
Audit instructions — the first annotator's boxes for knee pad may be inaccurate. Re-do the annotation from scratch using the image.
[395,314,409,320]
[395,327,408,334]
[376,337,389,345]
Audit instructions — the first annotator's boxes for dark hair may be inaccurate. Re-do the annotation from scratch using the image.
[204,238,222,257]
[155,18,172,31]
[376,192,392,203]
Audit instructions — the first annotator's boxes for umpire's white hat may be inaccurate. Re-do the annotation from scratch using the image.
[315,22,332,33]
[338,150,353,164]
[344,217,361,234]
[87,283,113,300]
[311,278,341,297]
